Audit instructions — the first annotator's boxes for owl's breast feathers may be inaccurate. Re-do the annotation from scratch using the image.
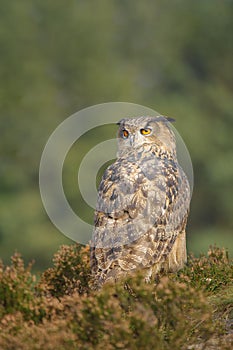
[91,145,190,287]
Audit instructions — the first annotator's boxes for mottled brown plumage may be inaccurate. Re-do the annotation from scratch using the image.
[91,116,190,289]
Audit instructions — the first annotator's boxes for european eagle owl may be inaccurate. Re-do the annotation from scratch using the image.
[91,116,191,288]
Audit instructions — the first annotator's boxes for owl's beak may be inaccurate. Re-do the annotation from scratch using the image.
[129,134,135,146]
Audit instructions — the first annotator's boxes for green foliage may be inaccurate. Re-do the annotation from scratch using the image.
[209,285,233,338]
[178,246,233,292]
[0,253,45,322]
[0,0,233,268]
[0,245,232,349]
[39,244,90,297]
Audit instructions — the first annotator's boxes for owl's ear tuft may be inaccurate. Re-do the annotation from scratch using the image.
[165,116,176,123]
[116,118,125,126]
[153,115,176,123]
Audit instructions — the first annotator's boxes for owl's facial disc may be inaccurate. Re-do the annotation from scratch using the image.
[118,123,154,148]
[117,116,177,159]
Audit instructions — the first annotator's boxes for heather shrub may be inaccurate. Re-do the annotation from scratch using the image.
[0,253,45,323]
[0,245,232,350]
[178,246,233,292]
[0,274,222,350]
[39,244,90,297]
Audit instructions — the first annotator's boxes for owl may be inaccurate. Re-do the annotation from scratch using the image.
[91,116,191,289]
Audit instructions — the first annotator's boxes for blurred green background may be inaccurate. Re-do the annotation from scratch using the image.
[0,0,232,271]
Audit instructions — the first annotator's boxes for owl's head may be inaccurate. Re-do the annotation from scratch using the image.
[116,116,176,158]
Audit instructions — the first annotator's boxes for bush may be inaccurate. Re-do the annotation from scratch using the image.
[38,244,90,298]
[0,245,232,350]
[0,253,45,323]
[177,246,233,292]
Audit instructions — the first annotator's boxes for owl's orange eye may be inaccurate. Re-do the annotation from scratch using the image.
[140,128,152,135]
[122,129,129,138]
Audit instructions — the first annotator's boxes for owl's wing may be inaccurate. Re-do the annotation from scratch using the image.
[93,153,167,247]
[91,153,190,276]
[165,164,190,232]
